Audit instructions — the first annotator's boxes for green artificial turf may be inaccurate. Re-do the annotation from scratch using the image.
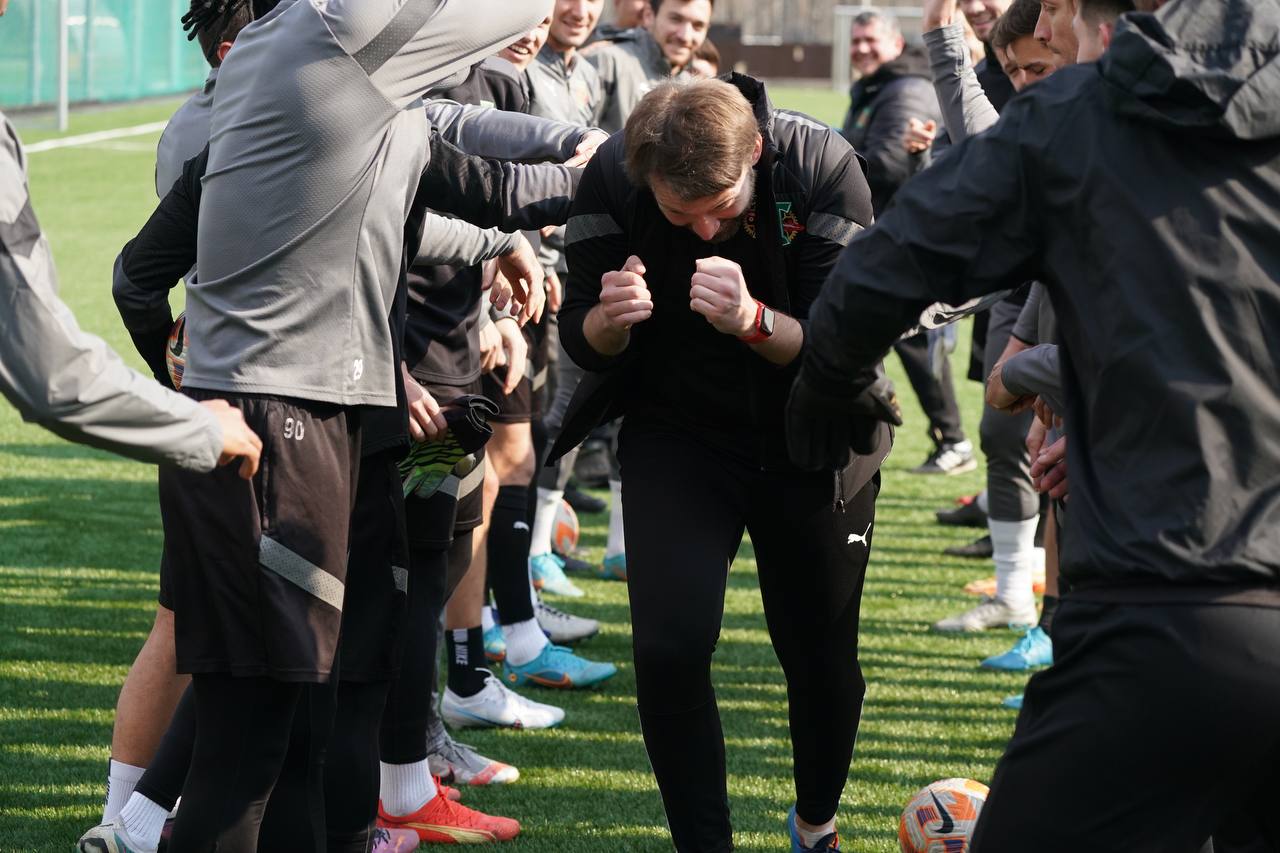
[0,91,1033,853]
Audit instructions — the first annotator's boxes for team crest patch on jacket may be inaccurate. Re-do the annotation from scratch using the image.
[744,202,806,246]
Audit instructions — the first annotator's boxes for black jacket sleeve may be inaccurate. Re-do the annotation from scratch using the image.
[859,77,941,212]
[804,92,1050,395]
[112,146,208,386]
[791,127,875,322]
[559,136,632,373]
[417,131,581,233]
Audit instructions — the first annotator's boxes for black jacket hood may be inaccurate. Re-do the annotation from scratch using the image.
[1101,0,1280,139]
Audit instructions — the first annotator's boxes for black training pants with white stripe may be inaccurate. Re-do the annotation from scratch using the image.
[617,419,878,853]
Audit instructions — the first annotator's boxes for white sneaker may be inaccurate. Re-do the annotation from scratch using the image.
[441,672,565,730]
[931,596,1038,633]
[535,599,599,644]
[77,818,153,853]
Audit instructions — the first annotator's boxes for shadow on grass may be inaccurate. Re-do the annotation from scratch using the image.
[0,477,163,572]
[0,443,132,463]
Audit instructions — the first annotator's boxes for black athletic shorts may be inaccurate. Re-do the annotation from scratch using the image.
[157,550,173,611]
[407,379,487,548]
[159,389,360,683]
[482,318,548,424]
[339,450,410,683]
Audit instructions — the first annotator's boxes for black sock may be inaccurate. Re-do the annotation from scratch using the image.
[487,485,535,625]
[446,627,489,697]
[1039,594,1059,636]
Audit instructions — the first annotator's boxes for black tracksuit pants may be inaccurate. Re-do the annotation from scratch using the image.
[972,597,1280,853]
[894,331,965,447]
[617,421,877,853]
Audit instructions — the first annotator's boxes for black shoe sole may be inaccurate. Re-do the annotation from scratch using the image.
[936,501,988,527]
[564,487,607,515]
[943,535,994,559]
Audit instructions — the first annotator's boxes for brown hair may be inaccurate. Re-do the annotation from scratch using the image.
[649,0,715,13]
[990,0,1042,51]
[624,79,758,201]
[1079,0,1135,24]
[695,37,721,70]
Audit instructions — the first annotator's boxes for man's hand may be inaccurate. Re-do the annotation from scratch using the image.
[986,360,1035,412]
[479,319,503,373]
[494,234,546,326]
[1031,435,1068,500]
[402,364,448,442]
[565,129,609,168]
[922,0,957,31]
[1025,417,1048,461]
[689,257,755,337]
[545,266,564,314]
[204,399,263,479]
[599,255,653,333]
[904,118,937,154]
[494,316,528,395]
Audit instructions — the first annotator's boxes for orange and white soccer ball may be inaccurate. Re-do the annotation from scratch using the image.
[899,778,989,853]
[552,499,579,555]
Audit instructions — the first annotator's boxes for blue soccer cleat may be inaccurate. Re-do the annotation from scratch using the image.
[503,643,616,689]
[599,553,627,582]
[980,626,1053,671]
[787,806,841,851]
[530,553,584,598]
[1003,694,1025,710]
[483,622,506,663]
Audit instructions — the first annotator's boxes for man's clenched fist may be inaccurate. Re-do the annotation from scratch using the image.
[599,255,653,333]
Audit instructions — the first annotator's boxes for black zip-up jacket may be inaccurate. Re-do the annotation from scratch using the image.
[405,58,528,387]
[840,47,942,215]
[556,73,887,497]
[803,0,1280,601]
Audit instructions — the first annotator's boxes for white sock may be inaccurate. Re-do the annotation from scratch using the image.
[481,605,496,632]
[529,487,562,556]
[976,490,990,514]
[990,517,1039,614]
[794,815,837,848]
[118,792,167,852]
[379,760,438,816]
[605,479,625,558]
[103,759,146,822]
[502,617,549,666]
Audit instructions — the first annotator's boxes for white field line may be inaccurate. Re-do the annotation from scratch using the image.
[24,121,167,154]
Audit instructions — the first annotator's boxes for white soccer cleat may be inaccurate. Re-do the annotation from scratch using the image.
[931,596,1038,633]
[535,599,599,644]
[441,672,565,730]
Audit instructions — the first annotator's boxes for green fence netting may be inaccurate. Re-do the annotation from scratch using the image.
[0,0,207,110]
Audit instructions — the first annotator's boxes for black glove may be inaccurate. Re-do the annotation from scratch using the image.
[398,395,499,498]
[441,394,501,454]
[786,369,903,470]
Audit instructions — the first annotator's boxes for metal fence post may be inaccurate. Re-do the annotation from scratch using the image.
[57,0,70,131]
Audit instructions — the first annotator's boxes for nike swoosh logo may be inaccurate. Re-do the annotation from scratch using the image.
[930,791,955,834]
[530,673,573,688]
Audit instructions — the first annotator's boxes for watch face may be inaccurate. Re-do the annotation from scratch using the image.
[760,306,776,337]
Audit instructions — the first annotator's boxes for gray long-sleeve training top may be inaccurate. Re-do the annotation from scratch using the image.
[186,0,552,408]
[0,112,222,471]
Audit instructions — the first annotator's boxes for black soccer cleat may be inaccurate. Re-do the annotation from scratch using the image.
[944,534,994,559]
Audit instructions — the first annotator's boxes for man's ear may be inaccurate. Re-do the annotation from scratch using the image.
[1099,21,1115,51]
[751,133,764,166]
[216,41,234,64]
